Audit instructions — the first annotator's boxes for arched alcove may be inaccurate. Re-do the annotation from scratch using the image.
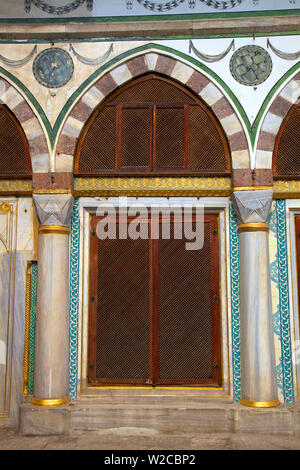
[273,104,300,178]
[0,104,31,178]
[74,74,231,176]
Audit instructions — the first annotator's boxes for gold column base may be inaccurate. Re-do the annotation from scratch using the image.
[31,397,70,407]
[240,399,280,408]
[238,222,269,233]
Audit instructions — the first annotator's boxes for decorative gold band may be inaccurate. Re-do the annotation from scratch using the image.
[38,225,70,235]
[31,397,70,407]
[240,399,280,408]
[238,222,269,233]
[33,189,72,194]
[233,186,273,192]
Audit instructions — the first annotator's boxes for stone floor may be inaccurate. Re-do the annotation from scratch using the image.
[0,426,300,450]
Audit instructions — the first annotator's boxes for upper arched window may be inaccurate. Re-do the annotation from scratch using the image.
[75,74,231,176]
[273,104,300,178]
[0,104,31,178]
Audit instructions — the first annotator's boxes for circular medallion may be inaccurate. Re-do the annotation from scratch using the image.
[230,45,272,86]
[33,48,74,88]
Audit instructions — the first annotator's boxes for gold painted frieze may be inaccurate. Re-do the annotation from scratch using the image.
[74,176,232,196]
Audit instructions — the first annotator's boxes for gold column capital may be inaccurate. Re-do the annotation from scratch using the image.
[238,222,269,233]
[38,225,70,235]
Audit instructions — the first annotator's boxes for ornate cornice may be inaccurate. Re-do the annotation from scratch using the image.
[273,180,300,199]
[74,176,232,196]
[0,179,32,195]
[0,177,300,200]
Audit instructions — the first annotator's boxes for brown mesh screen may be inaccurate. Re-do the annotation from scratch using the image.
[121,107,151,168]
[95,220,150,382]
[110,76,195,104]
[155,107,185,168]
[78,105,116,171]
[274,105,300,177]
[189,105,228,171]
[76,74,230,175]
[157,220,213,382]
[89,213,221,387]
[0,105,31,177]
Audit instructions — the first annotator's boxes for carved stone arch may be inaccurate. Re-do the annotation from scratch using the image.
[256,71,300,170]
[56,51,250,172]
[0,76,50,174]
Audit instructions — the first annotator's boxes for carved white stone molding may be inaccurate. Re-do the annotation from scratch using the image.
[33,194,74,227]
[231,189,273,224]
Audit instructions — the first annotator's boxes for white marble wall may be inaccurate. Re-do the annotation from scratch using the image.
[0,198,34,426]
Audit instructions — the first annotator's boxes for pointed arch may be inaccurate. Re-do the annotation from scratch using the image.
[256,71,300,170]
[56,51,250,172]
[0,76,50,174]
[74,73,231,176]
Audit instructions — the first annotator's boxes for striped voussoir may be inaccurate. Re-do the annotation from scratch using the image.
[256,72,300,169]
[56,52,250,172]
[0,77,49,173]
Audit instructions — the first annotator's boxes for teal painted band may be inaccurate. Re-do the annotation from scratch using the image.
[69,198,80,401]
[28,261,38,395]
[229,203,241,402]
[275,200,294,403]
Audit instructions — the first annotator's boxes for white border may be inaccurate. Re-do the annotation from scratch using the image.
[76,196,233,399]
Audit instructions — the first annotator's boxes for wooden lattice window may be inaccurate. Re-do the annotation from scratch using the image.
[88,213,222,387]
[75,74,231,176]
[0,104,31,178]
[273,104,300,178]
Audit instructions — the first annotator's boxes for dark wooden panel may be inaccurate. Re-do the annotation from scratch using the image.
[110,74,195,104]
[155,106,185,169]
[156,215,222,386]
[273,105,300,178]
[0,104,31,177]
[76,105,116,172]
[120,106,152,168]
[88,216,150,385]
[189,104,230,172]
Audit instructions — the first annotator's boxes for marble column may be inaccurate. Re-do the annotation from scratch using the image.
[32,194,74,406]
[232,189,279,407]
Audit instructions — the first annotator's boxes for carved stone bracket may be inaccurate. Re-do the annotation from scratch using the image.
[33,194,74,227]
[231,189,273,224]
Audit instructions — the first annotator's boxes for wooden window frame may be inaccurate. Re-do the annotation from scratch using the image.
[87,212,222,388]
